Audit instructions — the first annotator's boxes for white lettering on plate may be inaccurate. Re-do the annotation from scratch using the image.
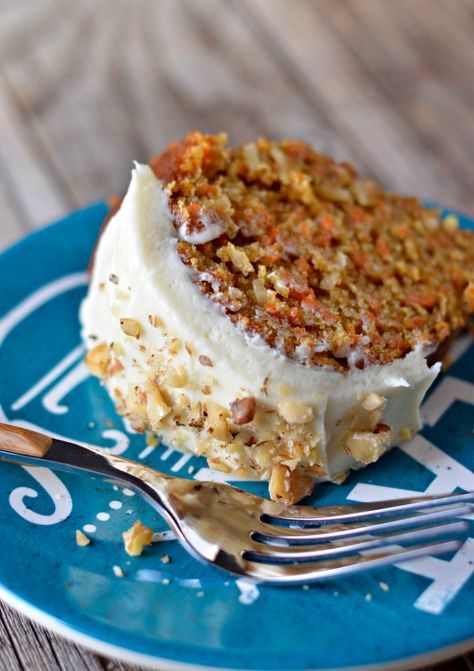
[396,538,474,615]
[42,360,89,415]
[349,375,473,615]
[8,466,72,525]
[0,274,88,528]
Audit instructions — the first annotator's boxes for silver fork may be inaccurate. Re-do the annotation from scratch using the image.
[0,423,471,584]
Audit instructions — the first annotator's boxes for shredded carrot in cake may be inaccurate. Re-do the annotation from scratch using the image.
[148,132,474,370]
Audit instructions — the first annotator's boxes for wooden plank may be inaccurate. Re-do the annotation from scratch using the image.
[241,0,473,212]
[0,605,22,671]
[0,74,72,229]
[422,655,471,671]
[1,0,365,210]
[0,601,103,671]
[320,0,474,213]
[0,169,28,251]
[98,656,150,671]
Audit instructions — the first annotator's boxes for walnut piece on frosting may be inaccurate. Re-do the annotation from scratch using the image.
[146,382,172,426]
[269,464,314,504]
[277,400,314,424]
[230,396,256,425]
[120,318,142,338]
[85,342,110,377]
[205,401,230,441]
[345,426,391,464]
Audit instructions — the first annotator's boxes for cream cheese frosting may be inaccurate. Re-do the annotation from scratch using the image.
[80,164,440,502]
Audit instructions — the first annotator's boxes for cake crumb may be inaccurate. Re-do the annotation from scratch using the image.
[75,530,90,547]
[160,554,171,565]
[113,565,124,577]
[365,593,373,602]
[122,520,154,556]
[379,582,390,592]
[162,578,170,585]
[187,465,195,474]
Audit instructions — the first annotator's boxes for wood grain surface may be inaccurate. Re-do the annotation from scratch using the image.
[0,1,472,670]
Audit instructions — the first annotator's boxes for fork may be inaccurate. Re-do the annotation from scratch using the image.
[0,422,471,584]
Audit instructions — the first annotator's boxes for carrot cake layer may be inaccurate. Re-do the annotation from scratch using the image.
[80,133,473,503]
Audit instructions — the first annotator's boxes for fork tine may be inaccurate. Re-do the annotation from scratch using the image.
[256,503,472,543]
[265,491,474,525]
[242,539,462,583]
[246,520,468,562]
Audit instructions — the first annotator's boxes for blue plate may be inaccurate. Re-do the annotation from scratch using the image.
[0,204,472,671]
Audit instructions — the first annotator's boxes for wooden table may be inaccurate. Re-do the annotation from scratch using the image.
[0,1,472,669]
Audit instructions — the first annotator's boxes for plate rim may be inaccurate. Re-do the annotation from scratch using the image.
[0,203,473,671]
[1,582,473,671]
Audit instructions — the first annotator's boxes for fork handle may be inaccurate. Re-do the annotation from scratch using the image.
[0,423,53,457]
[0,422,137,481]
[0,422,185,537]
[0,422,170,497]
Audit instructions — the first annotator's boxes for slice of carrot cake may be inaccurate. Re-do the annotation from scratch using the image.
[81,132,473,503]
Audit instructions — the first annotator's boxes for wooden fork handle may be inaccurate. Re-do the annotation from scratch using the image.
[0,423,52,457]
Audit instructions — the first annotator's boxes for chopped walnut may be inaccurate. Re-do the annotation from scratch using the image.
[320,271,340,291]
[345,427,391,464]
[230,396,256,425]
[147,382,171,426]
[108,358,124,377]
[464,282,474,312]
[399,426,414,441]
[252,278,268,305]
[148,314,163,327]
[443,215,459,232]
[269,464,314,504]
[189,401,204,428]
[277,400,314,424]
[85,342,110,377]
[75,530,90,547]
[120,318,142,338]
[205,401,230,441]
[361,392,385,412]
[165,366,188,388]
[217,242,254,276]
[126,385,148,419]
[129,417,146,433]
[208,459,232,473]
[122,520,154,556]
[198,355,213,367]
